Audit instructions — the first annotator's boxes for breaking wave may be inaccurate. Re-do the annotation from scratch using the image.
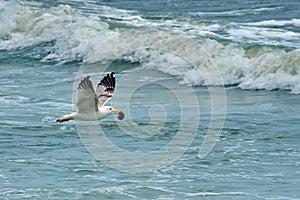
[1,1,299,93]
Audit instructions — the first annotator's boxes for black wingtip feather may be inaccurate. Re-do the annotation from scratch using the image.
[98,72,116,91]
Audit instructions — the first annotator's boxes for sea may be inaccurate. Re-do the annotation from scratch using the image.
[0,0,300,199]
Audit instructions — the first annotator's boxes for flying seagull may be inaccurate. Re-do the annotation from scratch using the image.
[56,72,124,122]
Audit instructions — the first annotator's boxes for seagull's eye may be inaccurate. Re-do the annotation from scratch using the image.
[109,108,112,110]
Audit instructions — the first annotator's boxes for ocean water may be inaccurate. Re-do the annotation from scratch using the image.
[1,0,300,199]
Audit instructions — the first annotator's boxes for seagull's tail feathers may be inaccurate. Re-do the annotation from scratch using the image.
[56,113,74,123]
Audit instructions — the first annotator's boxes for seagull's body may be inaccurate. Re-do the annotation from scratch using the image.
[57,72,124,123]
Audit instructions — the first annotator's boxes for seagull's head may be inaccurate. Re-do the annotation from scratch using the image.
[103,106,125,120]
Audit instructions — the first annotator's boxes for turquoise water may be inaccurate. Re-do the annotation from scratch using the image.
[1,0,300,199]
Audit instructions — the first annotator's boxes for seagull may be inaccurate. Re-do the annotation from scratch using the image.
[56,72,124,123]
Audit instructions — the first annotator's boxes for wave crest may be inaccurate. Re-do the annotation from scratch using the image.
[1,1,300,93]
[0,1,113,62]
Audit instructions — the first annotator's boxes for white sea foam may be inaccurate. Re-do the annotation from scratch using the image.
[226,25,300,47]
[0,1,115,62]
[246,19,300,27]
[103,37,300,94]
[191,7,284,17]
[1,1,300,94]
[198,40,300,93]
[96,5,138,20]
[99,9,300,49]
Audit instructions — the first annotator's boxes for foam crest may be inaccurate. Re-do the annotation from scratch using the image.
[226,25,300,48]
[191,7,284,17]
[1,1,299,93]
[246,19,300,27]
[120,36,300,93]
[0,1,114,62]
[192,40,300,94]
[106,10,300,48]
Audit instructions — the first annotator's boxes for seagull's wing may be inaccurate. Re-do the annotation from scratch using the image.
[76,76,98,113]
[95,72,116,107]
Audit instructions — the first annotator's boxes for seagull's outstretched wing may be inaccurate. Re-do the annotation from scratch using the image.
[95,72,116,107]
[76,76,98,113]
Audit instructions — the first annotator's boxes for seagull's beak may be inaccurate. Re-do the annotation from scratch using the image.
[112,109,125,120]
[112,109,121,114]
